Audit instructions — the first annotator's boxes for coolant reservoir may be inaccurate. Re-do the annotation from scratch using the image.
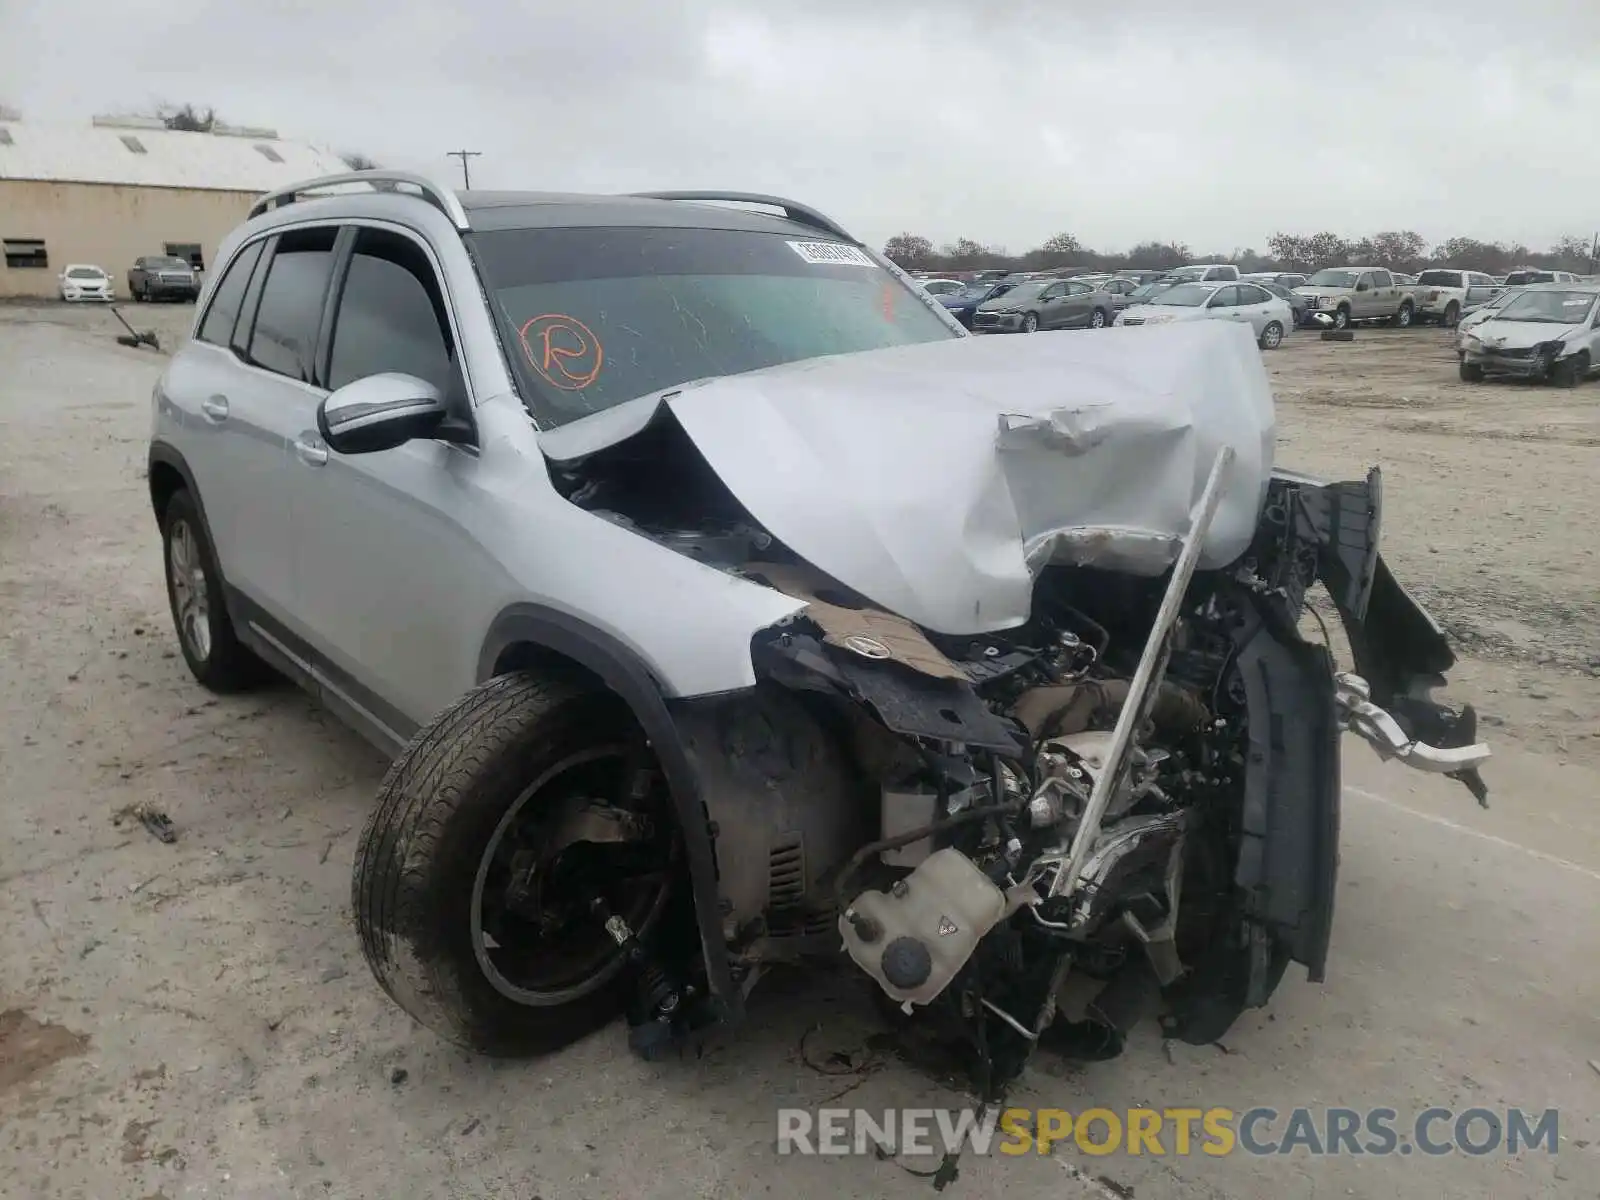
[839,848,1009,1010]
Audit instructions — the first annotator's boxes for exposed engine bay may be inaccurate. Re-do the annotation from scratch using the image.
[544,399,1492,1097]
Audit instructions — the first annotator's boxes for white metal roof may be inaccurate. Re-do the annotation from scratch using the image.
[0,119,351,192]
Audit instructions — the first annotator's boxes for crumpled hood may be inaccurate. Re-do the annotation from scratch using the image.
[538,323,1276,634]
[1467,318,1585,350]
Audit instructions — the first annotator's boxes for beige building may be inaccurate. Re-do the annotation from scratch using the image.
[0,111,350,299]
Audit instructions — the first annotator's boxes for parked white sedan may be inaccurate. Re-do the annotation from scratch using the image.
[58,264,115,302]
[1114,280,1294,348]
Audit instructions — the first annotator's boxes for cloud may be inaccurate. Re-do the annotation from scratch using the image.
[5,0,1599,253]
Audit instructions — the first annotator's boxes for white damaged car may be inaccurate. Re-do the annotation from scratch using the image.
[147,173,1489,1094]
[1458,282,1600,385]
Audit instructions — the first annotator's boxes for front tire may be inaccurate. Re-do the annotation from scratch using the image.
[160,489,268,692]
[1259,320,1285,350]
[1332,306,1350,330]
[353,674,676,1057]
[1022,312,1040,333]
[1552,352,1588,388]
[1089,308,1108,329]
[1459,361,1484,383]
[1443,301,1460,328]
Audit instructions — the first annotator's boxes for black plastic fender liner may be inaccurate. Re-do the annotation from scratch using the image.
[1230,600,1342,985]
[477,604,741,1021]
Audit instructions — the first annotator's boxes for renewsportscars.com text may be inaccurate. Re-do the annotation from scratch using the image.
[776,1106,1560,1158]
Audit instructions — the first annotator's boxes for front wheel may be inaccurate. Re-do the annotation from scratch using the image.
[1332,307,1350,330]
[1443,302,1460,328]
[1089,308,1108,329]
[1551,352,1588,388]
[1022,312,1040,333]
[353,674,678,1057]
[1259,321,1285,350]
[1459,361,1484,383]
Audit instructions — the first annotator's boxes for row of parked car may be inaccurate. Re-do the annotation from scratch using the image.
[55,256,203,303]
[917,262,1600,345]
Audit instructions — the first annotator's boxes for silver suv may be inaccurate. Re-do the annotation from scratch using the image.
[148,171,1488,1086]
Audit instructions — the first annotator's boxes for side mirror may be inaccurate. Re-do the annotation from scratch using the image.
[317,372,448,455]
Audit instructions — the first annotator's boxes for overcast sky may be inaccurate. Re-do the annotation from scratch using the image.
[4,0,1598,254]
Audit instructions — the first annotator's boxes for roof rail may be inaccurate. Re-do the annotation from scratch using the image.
[629,191,855,242]
[248,170,470,231]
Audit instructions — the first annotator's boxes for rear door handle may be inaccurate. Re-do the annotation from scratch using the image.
[293,437,329,467]
[200,395,229,421]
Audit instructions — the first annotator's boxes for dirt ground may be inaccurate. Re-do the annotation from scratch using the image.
[2,305,1597,1199]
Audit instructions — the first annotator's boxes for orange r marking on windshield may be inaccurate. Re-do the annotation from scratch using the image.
[519,313,604,391]
[880,282,896,320]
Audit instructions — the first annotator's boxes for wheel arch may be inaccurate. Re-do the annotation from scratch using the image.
[476,603,742,1020]
[147,441,201,527]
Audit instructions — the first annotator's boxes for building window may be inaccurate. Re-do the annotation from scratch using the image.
[119,134,148,154]
[165,242,205,271]
[253,144,284,163]
[3,238,49,269]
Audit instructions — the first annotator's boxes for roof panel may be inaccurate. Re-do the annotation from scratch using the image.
[0,120,351,192]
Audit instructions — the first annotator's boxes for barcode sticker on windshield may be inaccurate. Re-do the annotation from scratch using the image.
[787,240,875,268]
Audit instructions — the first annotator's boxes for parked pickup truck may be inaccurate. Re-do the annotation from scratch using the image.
[1294,266,1415,330]
[1410,269,1502,327]
[128,256,201,302]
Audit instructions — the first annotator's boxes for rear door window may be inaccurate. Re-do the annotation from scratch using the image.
[197,240,264,348]
[245,228,338,383]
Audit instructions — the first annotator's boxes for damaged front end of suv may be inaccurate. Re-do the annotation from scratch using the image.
[507,325,1489,1095]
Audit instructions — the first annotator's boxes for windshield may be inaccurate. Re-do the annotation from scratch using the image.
[1504,271,1554,286]
[1416,270,1463,287]
[149,256,191,270]
[957,282,1004,300]
[474,226,959,426]
[1152,283,1214,307]
[1490,290,1597,323]
[1164,268,1204,282]
[1306,269,1359,288]
[66,267,103,279]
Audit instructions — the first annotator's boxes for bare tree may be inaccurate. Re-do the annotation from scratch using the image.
[158,103,217,132]
[882,233,935,269]
[341,152,381,171]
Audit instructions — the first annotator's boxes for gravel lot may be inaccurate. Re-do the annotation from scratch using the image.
[3,304,1597,1199]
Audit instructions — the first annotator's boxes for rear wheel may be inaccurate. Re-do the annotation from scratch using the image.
[1022,312,1040,333]
[353,674,678,1057]
[1459,361,1484,383]
[1259,321,1285,350]
[1089,308,1108,329]
[1390,302,1413,328]
[160,489,269,692]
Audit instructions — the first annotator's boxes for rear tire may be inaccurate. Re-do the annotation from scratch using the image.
[1459,361,1484,383]
[1390,302,1413,328]
[353,674,674,1057]
[1259,321,1285,350]
[1089,308,1108,329]
[160,489,269,693]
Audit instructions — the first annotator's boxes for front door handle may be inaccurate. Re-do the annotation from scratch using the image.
[293,437,329,467]
[200,395,229,422]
